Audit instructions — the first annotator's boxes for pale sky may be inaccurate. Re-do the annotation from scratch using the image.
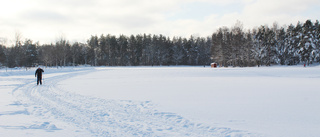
[0,0,319,45]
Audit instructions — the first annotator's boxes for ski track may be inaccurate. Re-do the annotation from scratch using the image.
[12,68,256,137]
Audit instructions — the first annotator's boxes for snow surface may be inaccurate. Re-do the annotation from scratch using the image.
[0,66,320,137]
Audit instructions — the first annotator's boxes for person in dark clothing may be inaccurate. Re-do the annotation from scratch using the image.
[35,67,44,85]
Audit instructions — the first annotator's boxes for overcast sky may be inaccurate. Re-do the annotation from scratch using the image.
[1,0,319,45]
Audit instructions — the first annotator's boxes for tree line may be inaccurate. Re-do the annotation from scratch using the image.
[212,20,320,67]
[0,20,319,68]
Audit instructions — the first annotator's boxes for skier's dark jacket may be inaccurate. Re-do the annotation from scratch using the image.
[35,68,44,79]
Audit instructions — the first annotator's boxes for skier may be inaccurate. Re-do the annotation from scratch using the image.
[35,67,44,85]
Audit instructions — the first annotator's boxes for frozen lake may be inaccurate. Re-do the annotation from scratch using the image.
[1,66,320,136]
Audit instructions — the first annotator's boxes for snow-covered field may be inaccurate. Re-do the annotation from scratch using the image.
[0,66,319,137]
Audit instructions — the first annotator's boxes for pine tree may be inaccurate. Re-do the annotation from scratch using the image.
[87,35,99,66]
[172,37,184,65]
[118,35,129,66]
[23,39,38,67]
[298,20,314,65]
[0,45,6,66]
[313,20,320,63]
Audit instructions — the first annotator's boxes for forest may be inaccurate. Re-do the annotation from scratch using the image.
[0,20,319,68]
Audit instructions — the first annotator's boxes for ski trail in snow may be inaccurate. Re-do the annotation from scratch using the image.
[13,68,256,137]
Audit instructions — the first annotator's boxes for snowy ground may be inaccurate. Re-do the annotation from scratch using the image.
[0,66,319,137]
